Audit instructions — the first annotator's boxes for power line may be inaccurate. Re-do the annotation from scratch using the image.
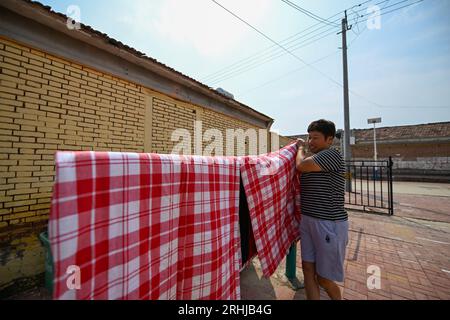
[210,0,344,88]
[359,0,422,20]
[200,15,342,82]
[348,0,433,112]
[238,0,431,109]
[211,0,428,110]
[205,24,338,84]
[348,0,424,31]
[281,0,339,27]
[238,50,340,97]
[314,0,428,109]
[348,0,392,48]
[348,0,376,11]
[208,27,338,85]
[210,0,394,89]
[345,0,426,110]
[348,0,391,21]
[204,0,397,85]
[201,1,377,82]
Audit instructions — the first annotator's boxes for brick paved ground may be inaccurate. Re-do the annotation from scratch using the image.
[241,191,450,300]
[6,184,450,300]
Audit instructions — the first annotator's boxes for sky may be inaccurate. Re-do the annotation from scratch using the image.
[39,0,450,136]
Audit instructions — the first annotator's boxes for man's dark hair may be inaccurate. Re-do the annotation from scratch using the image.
[307,119,336,139]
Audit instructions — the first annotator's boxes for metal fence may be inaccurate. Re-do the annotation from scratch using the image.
[344,157,394,215]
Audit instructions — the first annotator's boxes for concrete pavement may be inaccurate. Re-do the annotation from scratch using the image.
[6,182,450,300]
[241,182,450,300]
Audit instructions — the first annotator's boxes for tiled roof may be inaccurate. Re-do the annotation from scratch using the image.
[352,121,450,142]
[287,121,450,143]
[287,133,341,147]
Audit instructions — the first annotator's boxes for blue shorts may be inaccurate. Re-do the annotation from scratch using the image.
[299,214,349,282]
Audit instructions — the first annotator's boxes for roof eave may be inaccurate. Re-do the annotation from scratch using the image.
[0,0,273,127]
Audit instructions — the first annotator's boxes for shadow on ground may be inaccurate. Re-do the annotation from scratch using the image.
[240,263,277,300]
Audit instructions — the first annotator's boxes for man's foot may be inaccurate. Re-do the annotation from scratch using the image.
[287,277,305,290]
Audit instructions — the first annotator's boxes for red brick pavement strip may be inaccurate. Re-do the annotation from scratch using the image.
[394,194,450,223]
[346,212,450,299]
[241,207,450,300]
[9,201,449,300]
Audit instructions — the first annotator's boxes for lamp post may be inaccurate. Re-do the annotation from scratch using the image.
[367,117,381,161]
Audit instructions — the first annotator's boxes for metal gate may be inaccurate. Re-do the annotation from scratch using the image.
[344,157,394,215]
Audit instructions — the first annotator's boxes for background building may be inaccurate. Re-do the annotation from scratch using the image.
[289,121,450,183]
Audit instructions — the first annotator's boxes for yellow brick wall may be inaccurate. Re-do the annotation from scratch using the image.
[141,89,268,157]
[0,37,146,228]
[150,95,197,154]
[0,37,271,228]
[202,108,267,156]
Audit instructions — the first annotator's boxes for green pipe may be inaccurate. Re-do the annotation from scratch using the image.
[285,242,297,279]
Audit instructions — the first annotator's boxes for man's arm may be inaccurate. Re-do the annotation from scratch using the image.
[295,139,322,173]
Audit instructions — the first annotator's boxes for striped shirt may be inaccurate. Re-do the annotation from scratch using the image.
[300,148,347,221]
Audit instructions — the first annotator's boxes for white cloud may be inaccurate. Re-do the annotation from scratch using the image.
[116,0,161,32]
[279,87,305,99]
[383,0,444,27]
[119,0,271,57]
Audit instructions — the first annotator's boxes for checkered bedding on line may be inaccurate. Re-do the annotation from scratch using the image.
[240,142,301,277]
[49,152,241,300]
[49,143,301,299]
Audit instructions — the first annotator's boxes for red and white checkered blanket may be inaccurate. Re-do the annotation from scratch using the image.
[49,152,241,300]
[240,142,301,277]
[49,143,301,299]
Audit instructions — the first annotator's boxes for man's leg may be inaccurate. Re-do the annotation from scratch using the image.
[313,218,348,300]
[302,261,320,300]
[317,274,342,300]
[300,215,321,300]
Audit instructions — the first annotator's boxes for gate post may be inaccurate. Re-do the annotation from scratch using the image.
[389,156,394,215]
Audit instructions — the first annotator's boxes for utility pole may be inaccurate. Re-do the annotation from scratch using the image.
[341,10,352,192]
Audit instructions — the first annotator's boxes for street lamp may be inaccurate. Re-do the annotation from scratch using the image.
[367,117,381,161]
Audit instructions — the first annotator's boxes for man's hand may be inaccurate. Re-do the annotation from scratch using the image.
[296,138,321,172]
[296,138,306,148]
[296,138,310,154]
